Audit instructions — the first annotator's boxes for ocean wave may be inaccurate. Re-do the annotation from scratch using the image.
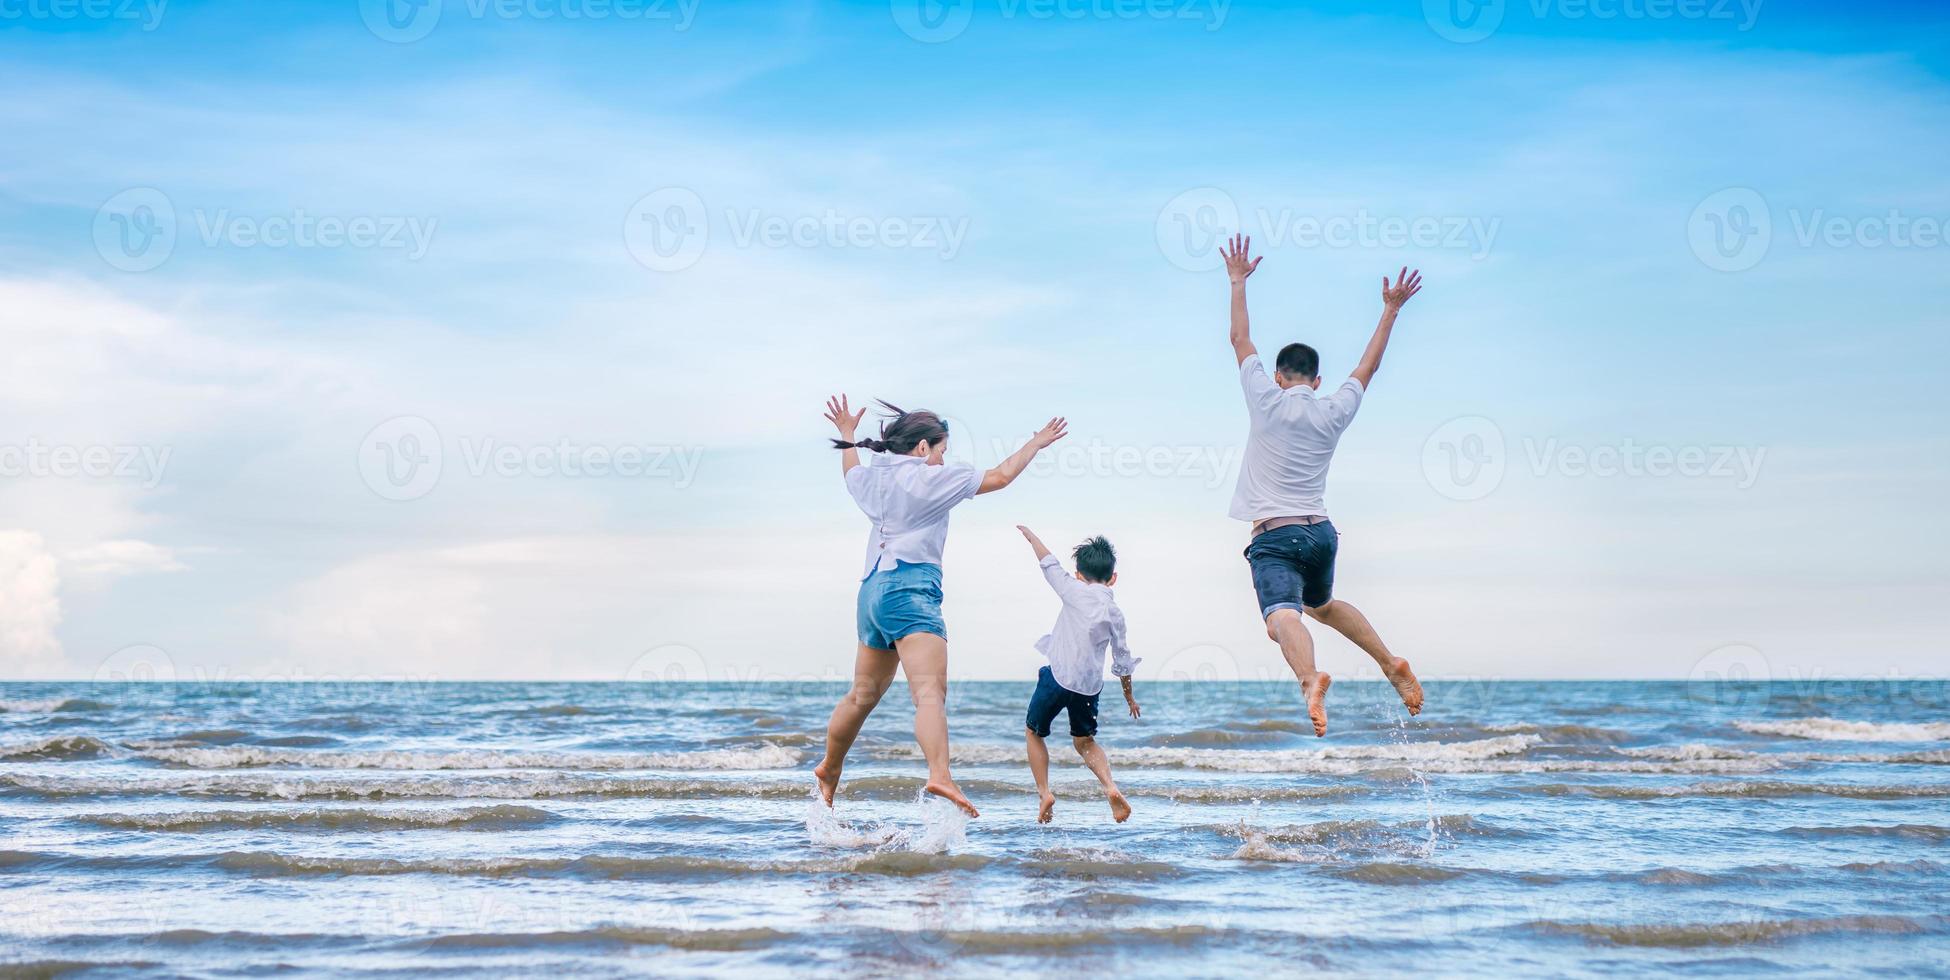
[1,770,826,802]
[414,926,792,952]
[1325,862,1469,884]
[881,735,1543,772]
[1525,914,1943,947]
[1482,723,1630,743]
[76,804,558,832]
[131,743,803,771]
[1735,718,1950,742]
[0,735,115,761]
[1783,823,1950,842]
[0,697,109,714]
[1523,781,1950,800]
[936,925,1221,953]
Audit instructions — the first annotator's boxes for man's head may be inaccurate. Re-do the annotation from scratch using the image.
[1274,342,1322,390]
[1073,535,1117,585]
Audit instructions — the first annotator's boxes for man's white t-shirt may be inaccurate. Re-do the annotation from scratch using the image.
[844,453,983,579]
[1227,354,1365,523]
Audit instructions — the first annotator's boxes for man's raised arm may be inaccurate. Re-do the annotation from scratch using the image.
[1222,233,1263,365]
[1349,267,1423,389]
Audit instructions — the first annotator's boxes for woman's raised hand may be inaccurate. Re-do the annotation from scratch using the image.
[824,395,867,439]
[1030,417,1068,449]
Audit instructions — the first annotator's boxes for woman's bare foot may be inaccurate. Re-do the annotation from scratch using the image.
[1304,673,1333,737]
[1107,790,1132,823]
[1037,793,1056,824]
[813,759,840,807]
[1384,657,1424,715]
[925,780,980,818]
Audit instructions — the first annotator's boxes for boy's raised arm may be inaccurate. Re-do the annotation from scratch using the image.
[1016,524,1052,561]
[1349,268,1422,389]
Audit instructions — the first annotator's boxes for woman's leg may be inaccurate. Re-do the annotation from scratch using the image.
[894,632,979,817]
[814,644,899,806]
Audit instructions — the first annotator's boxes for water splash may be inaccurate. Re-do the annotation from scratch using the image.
[802,786,967,854]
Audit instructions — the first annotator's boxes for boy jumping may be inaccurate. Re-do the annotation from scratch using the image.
[1015,525,1141,824]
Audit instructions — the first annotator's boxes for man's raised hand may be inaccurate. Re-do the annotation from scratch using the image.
[1382,267,1423,310]
[1222,233,1262,284]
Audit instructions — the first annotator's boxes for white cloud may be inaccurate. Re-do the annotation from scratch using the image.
[0,531,65,678]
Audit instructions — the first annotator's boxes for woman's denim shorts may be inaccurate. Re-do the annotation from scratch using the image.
[856,561,946,650]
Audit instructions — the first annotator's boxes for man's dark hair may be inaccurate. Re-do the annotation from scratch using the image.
[1073,536,1116,583]
[1275,342,1319,380]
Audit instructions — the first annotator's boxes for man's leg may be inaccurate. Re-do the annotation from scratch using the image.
[895,632,978,818]
[1266,608,1332,737]
[1026,728,1055,823]
[1306,599,1422,714]
[1071,734,1131,823]
[815,644,899,805]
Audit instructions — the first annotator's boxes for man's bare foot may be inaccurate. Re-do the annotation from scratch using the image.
[1304,673,1333,737]
[1384,657,1424,715]
[925,780,980,818]
[1107,790,1131,823]
[1037,793,1056,824]
[813,759,839,807]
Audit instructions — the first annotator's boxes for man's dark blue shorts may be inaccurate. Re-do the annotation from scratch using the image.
[1025,665,1099,739]
[1244,520,1338,618]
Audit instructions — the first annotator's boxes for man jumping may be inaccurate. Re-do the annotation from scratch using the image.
[1220,233,1425,736]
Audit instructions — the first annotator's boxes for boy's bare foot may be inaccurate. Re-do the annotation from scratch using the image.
[1037,793,1056,824]
[925,780,980,818]
[813,759,840,807]
[1384,657,1424,715]
[1108,790,1131,823]
[1304,673,1333,737]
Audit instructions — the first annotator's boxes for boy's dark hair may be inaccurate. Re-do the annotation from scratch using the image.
[1275,342,1319,380]
[1073,536,1116,583]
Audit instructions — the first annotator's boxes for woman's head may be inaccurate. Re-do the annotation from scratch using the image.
[831,401,950,464]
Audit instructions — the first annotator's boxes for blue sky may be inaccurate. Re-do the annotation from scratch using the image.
[2,0,1946,683]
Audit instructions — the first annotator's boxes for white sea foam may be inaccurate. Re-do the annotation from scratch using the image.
[1735,718,1950,742]
[803,787,967,854]
[882,735,1543,773]
[134,743,802,771]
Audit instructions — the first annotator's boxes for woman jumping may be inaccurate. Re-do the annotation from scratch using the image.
[812,395,1068,818]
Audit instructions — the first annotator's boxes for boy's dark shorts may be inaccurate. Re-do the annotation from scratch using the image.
[1243,519,1339,618]
[1025,665,1099,739]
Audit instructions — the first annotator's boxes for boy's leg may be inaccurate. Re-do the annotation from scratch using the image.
[1025,728,1055,823]
[1305,599,1422,714]
[815,644,899,805]
[894,632,978,818]
[1071,735,1131,823]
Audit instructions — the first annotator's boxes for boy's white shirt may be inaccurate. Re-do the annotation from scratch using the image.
[844,452,982,579]
[1034,554,1140,697]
